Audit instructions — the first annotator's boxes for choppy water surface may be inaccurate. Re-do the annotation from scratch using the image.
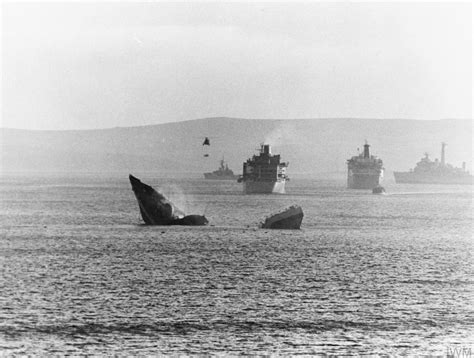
[0,175,472,355]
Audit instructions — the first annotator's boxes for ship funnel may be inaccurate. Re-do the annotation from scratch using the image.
[261,144,271,155]
[363,142,370,159]
[441,142,446,165]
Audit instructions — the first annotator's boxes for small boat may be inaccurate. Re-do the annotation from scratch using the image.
[372,185,386,194]
[260,205,304,229]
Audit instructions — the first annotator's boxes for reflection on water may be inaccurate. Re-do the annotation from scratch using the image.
[0,176,472,355]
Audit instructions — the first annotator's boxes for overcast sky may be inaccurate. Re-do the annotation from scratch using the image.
[1,2,472,130]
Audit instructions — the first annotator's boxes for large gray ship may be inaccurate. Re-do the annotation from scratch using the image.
[347,142,384,189]
[238,144,289,194]
[394,143,473,185]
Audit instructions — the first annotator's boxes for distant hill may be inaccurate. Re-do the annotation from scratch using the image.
[1,117,472,179]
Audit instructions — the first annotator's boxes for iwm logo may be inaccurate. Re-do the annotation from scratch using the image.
[447,347,472,358]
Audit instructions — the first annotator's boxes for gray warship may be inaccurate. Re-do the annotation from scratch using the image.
[394,142,473,185]
[347,142,384,189]
[204,159,238,180]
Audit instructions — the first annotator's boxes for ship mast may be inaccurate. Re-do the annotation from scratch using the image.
[441,142,446,166]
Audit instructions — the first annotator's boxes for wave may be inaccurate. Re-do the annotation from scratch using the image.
[0,317,446,339]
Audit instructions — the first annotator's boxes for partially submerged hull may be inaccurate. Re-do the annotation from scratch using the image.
[243,180,286,194]
[129,174,208,226]
[260,205,304,229]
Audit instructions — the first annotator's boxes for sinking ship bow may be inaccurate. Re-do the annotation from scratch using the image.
[129,174,208,226]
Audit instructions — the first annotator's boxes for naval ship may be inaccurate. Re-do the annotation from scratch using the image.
[204,159,238,180]
[238,144,289,194]
[394,142,473,185]
[347,142,384,189]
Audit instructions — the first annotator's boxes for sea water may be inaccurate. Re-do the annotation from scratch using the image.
[0,175,472,355]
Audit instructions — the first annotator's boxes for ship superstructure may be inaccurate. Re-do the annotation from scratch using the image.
[394,142,473,185]
[347,142,384,189]
[238,144,288,194]
[204,159,238,180]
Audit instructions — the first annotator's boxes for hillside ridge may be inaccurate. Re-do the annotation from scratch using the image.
[1,117,472,178]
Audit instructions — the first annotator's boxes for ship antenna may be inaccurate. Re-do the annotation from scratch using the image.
[441,142,447,165]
